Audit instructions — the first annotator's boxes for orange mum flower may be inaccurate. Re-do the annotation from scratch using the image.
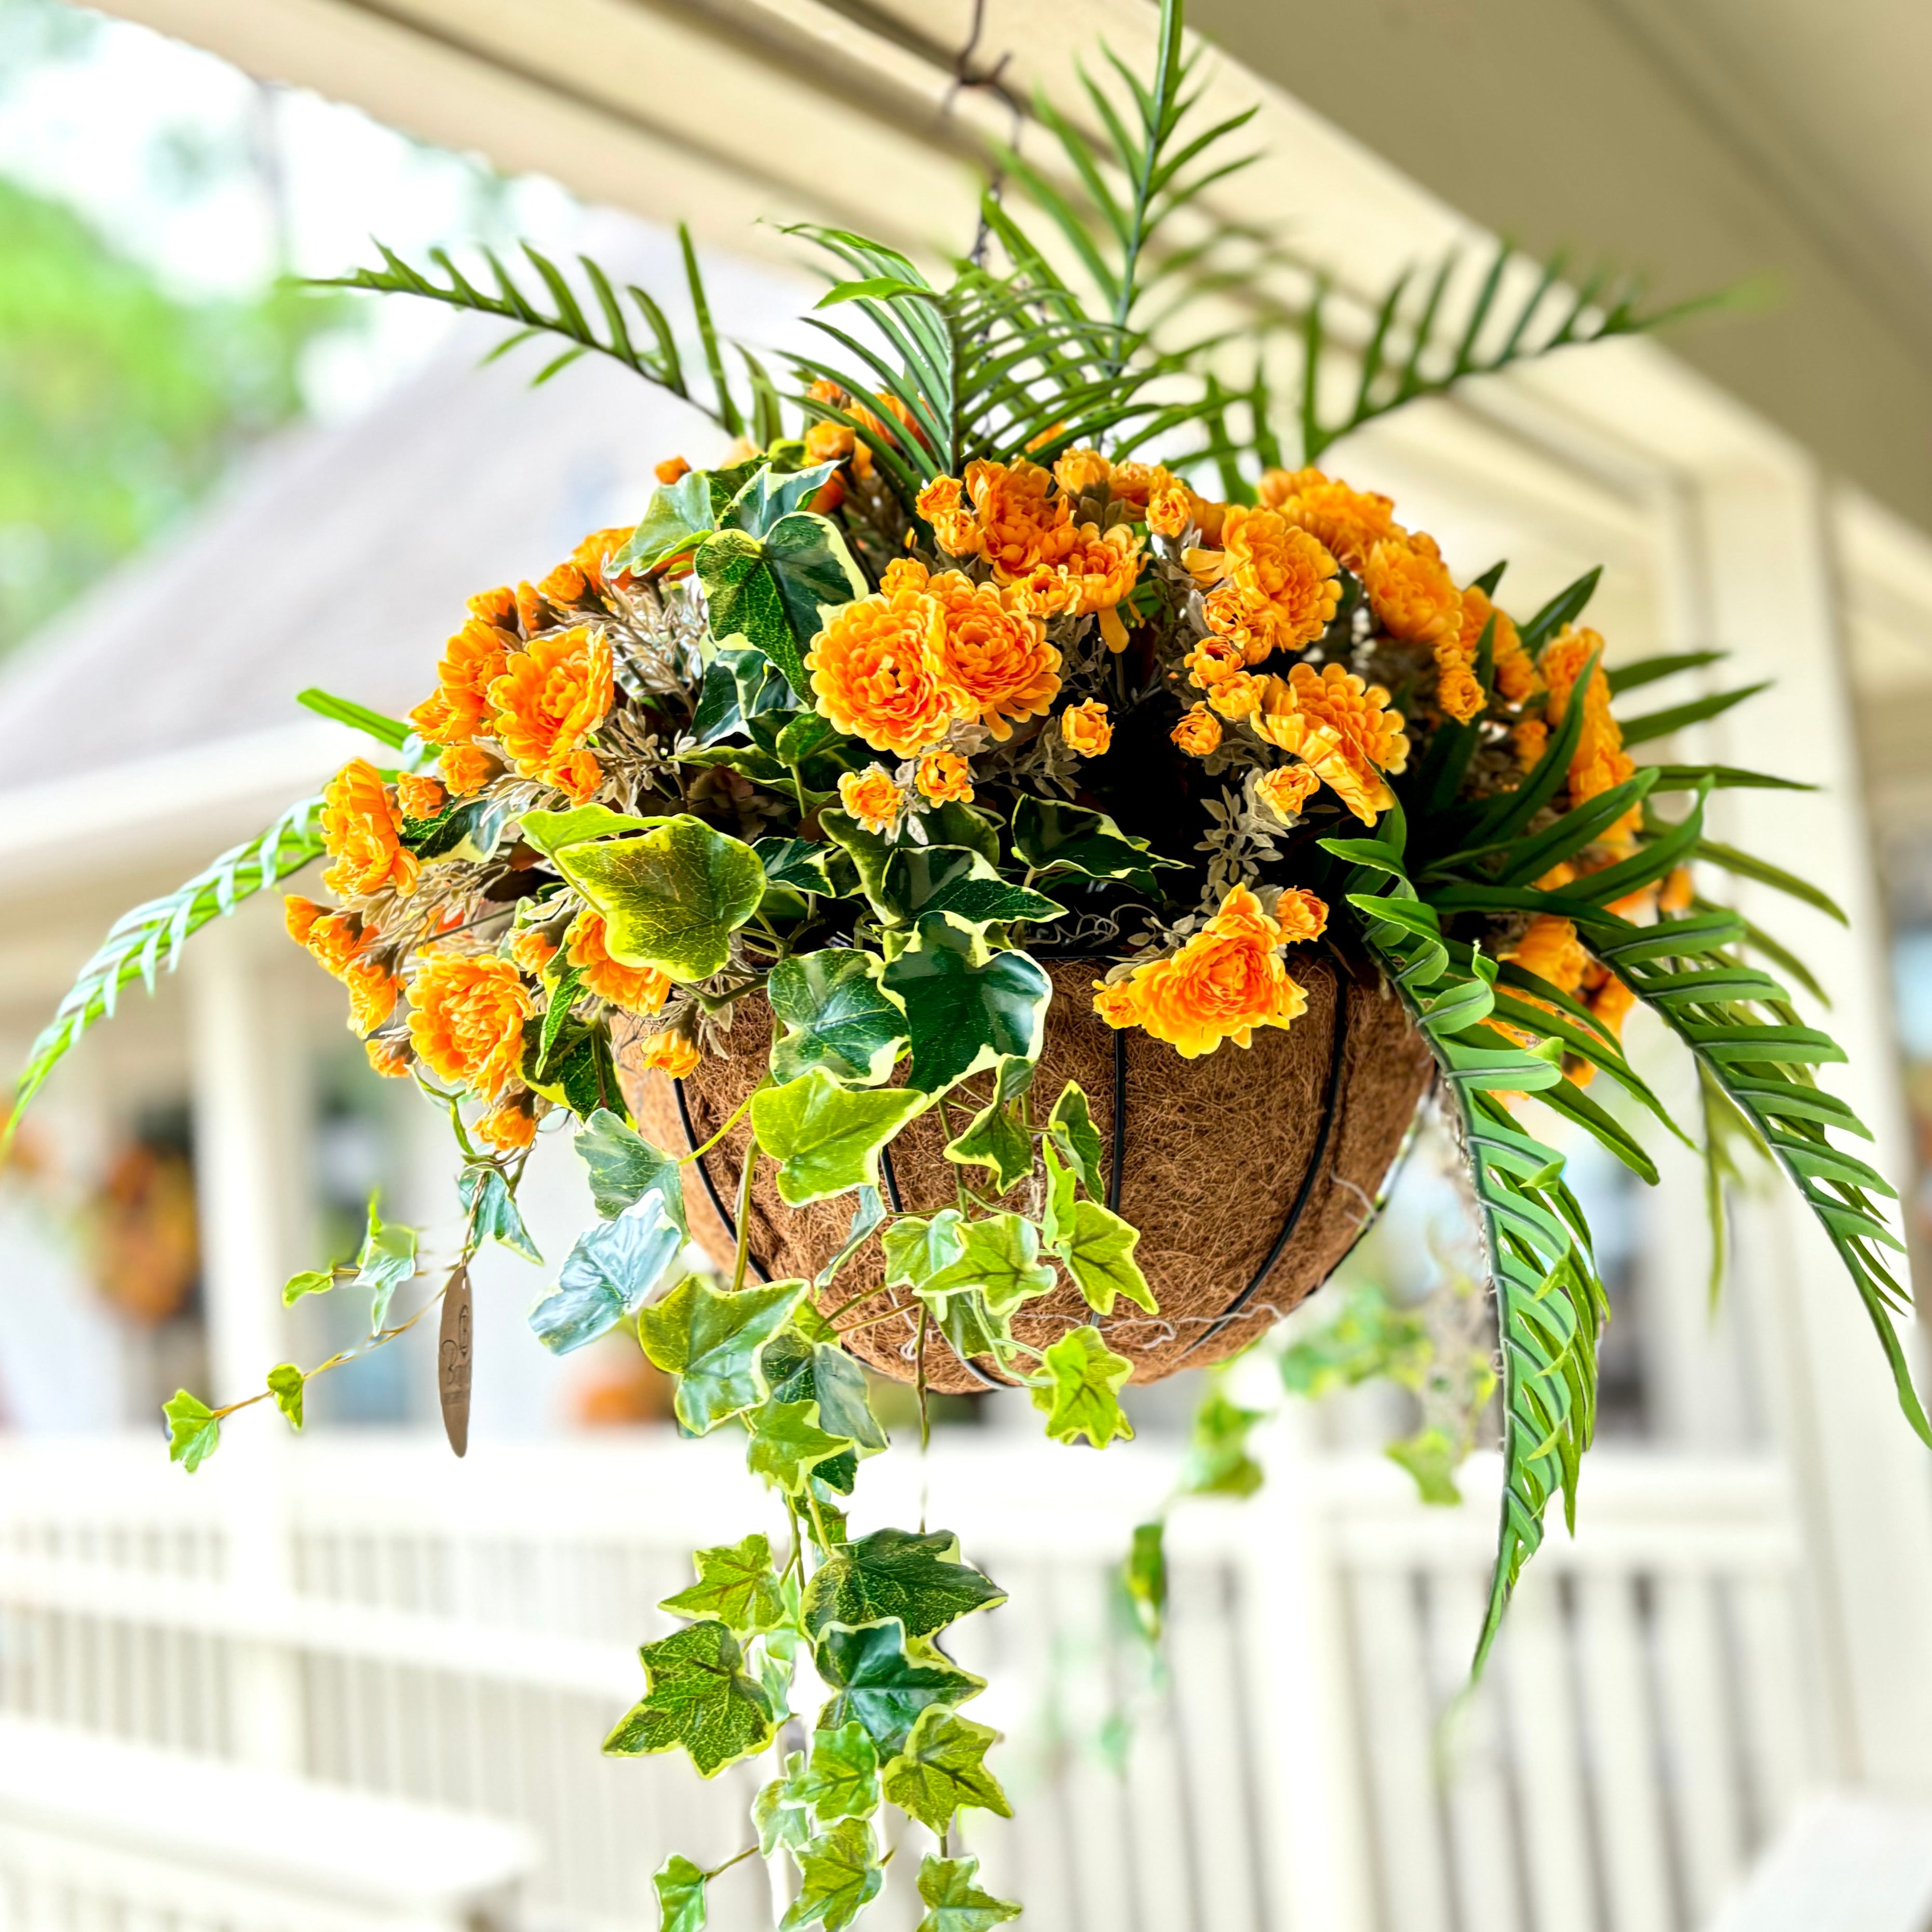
[805,419,856,467]
[440,745,499,797]
[477,1092,538,1153]
[489,626,613,803]
[638,1030,702,1080]
[1541,625,1637,837]
[1255,664,1409,825]
[1659,864,1695,915]
[1186,637,1247,688]
[468,586,520,634]
[566,911,672,1016]
[654,456,691,485]
[344,960,400,1038]
[396,774,446,820]
[919,565,1060,737]
[1060,699,1112,757]
[1188,507,1341,662]
[915,749,974,804]
[1274,887,1330,943]
[807,576,962,756]
[1207,671,1264,720]
[411,619,515,746]
[1362,537,1462,645]
[1094,884,1310,1058]
[839,765,904,835]
[1506,915,1589,995]
[509,926,560,977]
[916,475,978,556]
[1463,587,1535,706]
[966,458,1077,578]
[1259,467,1402,574]
[1172,704,1222,758]
[365,1034,413,1079]
[321,759,420,899]
[1512,717,1549,772]
[1254,764,1320,823]
[1052,447,1112,496]
[407,953,534,1103]
[1062,523,1144,651]
[286,896,373,980]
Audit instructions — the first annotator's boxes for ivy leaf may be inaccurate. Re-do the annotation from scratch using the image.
[754,1755,816,1856]
[457,1163,544,1262]
[1052,1200,1157,1316]
[573,1109,688,1234]
[816,808,895,917]
[518,803,658,857]
[813,1618,984,1751]
[1180,1389,1266,1498]
[692,644,790,745]
[780,1817,883,1932]
[1010,795,1169,883]
[881,1706,1011,1835]
[933,1290,1014,1367]
[521,1015,627,1124]
[942,1056,1038,1192]
[698,510,869,699]
[163,1389,219,1472]
[746,1398,853,1495]
[914,799,1001,866]
[881,1210,967,1288]
[880,920,1051,1093]
[266,1364,305,1431]
[1041,1139,1076,1251]
[639,1275,808,1431]
[659,1533,788,1636]
[617,466,717,572]
[603,1619,776,1777]
[796,1721,879,1824]
[528,1192,682,1355]
[1031,1327,1136,1447]
[723,458,842,535]
[552,815,765,982]
[652,1854,710,1932]
[815,1187,886,1292]
[919,1213,1058,1316]
[881,846,1066,930]
[915,1854,1021,1932]
[803,1528,1007,1642]
[282,1268,334,1307]
[756,836,835,896]
[353,1199,417,1332]
[1123,1520,1167,1640]
[750,1070,926,1206]
[1048,1080,1107,1199]
[763,1329,888,1454]
[768,952,907,1088]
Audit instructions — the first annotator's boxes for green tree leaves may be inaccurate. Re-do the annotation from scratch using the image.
[768,952,907,1087]
[751,1071,926,1206]
[638,1277,808,1431]
[697,510,868,699]
[552,816,765,982]
[604,1620,776,1777]
[1031,1327,1136,1447]
[881,923,1051,1093]
[804,1529,1007,1642]
[881,1707,1011,1835]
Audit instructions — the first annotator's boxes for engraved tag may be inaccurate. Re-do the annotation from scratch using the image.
[438,1264,472,1457]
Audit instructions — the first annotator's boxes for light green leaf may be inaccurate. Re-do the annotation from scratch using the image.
[1048,1080,1107,1198]
[552,815,765,982]
[813,1618,984,1750]
[882,1706,1011,1835]
[652,1854,709,1932]
[754,1755,816,1856]
[519,804,658,857]
[751,1070,926,1206]
[881,1210,967,1288]
[618,467,716,572]
[1123,1520,1166,1640]
[915,1854,1021,1932]
[1053,1199,1156,1316]
[603,1619,776,1777]
[638,1275,808,1431]
[573,1109,688,1234]
[881,921,1051,1093]
[1387,1427,1465,1506]
[943,1086,1034,1193]
[919,1213,1058,1316]
[803,1528,1007,1642]
[163,1390,219,1471]
[723,460,842,536]
[1041,1139,1076,1250]
[529,1193,683,1355]
[1180,1388,1266,1498]
[781,1817,882,1932]
[659,1533,789,1636]
[281,1269,334,1307]
[698,510,869,699]
[1032,1327,1135,1447]
[354,1199,417,1332]
[746,1398,852,1495]
[457,1163,544,1262]
[266,1364,305,1431]
[763,1327,888,1454]
[768,952,907,1088]
[796,1722,879,1826]
[1010,795,1168,882]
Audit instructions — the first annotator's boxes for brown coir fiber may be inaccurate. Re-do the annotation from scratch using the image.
[617,953,1435,1394]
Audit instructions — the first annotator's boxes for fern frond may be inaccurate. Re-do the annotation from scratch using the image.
[6,798,327,1149]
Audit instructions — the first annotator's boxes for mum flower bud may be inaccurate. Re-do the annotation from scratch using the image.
[639,1030,702,1080]
[839,766,904,835]
[1171,704,1222,758]
[915,749,975,804]
[1060,699,1112,757]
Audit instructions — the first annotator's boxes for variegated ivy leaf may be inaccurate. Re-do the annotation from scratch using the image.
[603,1619,776,1778]
[518,803,657,857]
[754,1753,816,1856]
[767,951,907,1088]
[163,1390,220,1471]
[617,466,714,573]
[652,1855,709,1932]
[745,1398,852,1495]
[1052,1200,1157,1316]
[572,1109,688,1234]
[528,1192,682,1356]
[881,1209,967,1288]
[813,1618,984,1752]
[803,1528,1007,1642]
[697,509,868,701]
[1048,1079,1108,1199]
[915,1854,1021,1932]
[354,1198,418,1332]
[879,918,1050,1094]
[1010,795,1171,884]
[637,1276,807,1432]
[457,1163,544,1262]
[266,1364,305,1431]
[755,836,835,897]
[659,1533,789,1636]
[1031,1326,1136,1447]
[750,1070,926,1206]
[796,1721,880,1825]
[552,815,765,982]
[942,1056,1037,1192]
[781,1817,882,1932]
[762,1325,888,1456]
[1041,1139,1077,1250]
[918,1213,1057,1317]
[881,1705,1011,1836]
[880,845,1066,931]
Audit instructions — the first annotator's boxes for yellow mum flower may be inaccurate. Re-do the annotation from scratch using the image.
[915,749,975,804]
[508,926,559,977]
[1188,506,1341,662]
[1052,447,1113,496]
[566,910,672,1016]
[1171,704,1222,758]
[839,765,904,835]
[1253,764,1320,823]
[321,759,420,899]
[1259,467,1403,574]
[439,744,499,797]
[806,576,962,756]
[1059,699,1112,757]
[489,627,613,804]
[916,475,980,557]
[1362,537,1462,645]
[1506,914,1589,995]
[1463,587,1535,705]
[408,953,534,1103]
[1254,664,1409,825]
[1207,671,1264,720]
[966,458,1076,577]
[396,774,446,820]
[1274,887,1330,943]
[1185,637,1246,688]
[365,1034,413,1079]
[1541,625,1637,838]
[638,1030,703,1080]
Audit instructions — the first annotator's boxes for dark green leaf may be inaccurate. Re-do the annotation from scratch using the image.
[813,1618,984,1750]
[458,1164,544,1262]
[804,1529,1007,1642]
[697,511,869,698]
[880,921,1051,1093]
[572,1109,688,1233]
[768,952,907,1088]
[1617,683,1769,747]
[1010,795,1167,882]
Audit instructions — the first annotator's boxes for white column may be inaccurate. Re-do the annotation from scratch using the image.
[188,907,309,1774]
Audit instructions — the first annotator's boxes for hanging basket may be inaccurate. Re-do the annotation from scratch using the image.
[619,953,1435,1394]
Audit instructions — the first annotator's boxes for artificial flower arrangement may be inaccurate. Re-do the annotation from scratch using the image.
[14,5,1917,1926]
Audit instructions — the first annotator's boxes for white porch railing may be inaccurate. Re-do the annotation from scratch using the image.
[0,1432,1828,1932]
